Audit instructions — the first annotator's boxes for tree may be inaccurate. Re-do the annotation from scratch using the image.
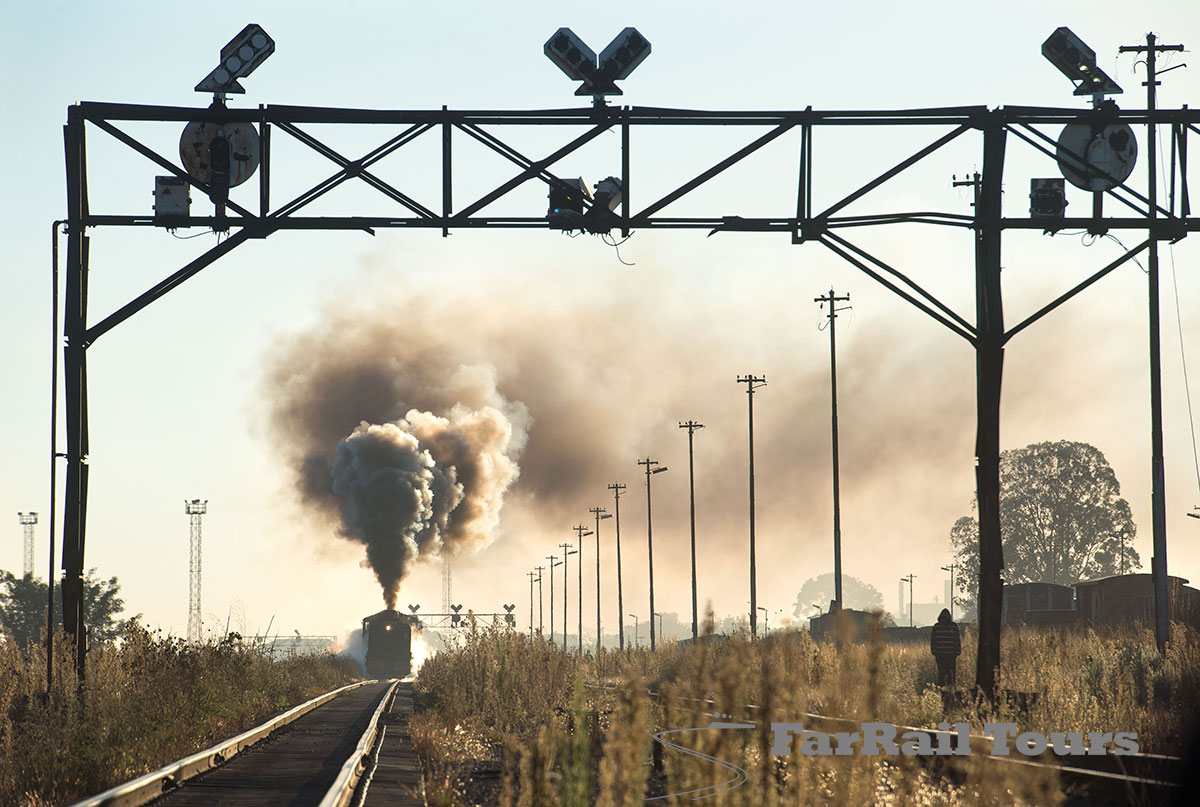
[950,440,1139,613]
[791,573,884,617]
[0,569,139,653]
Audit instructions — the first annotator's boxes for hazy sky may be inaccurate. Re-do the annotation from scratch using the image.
[3,1,1200,639]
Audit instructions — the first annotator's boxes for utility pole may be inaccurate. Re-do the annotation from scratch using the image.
[941,563,956,619]
[964,111,1007,696]
[535,565,545,635]
[609,483,627,651]
[185,499,207,643]
[527,570,537,638]
[901,574,915,628]
[736,375,767,637]
[546,556,560,646]
[815,290,851,608]
[590,506,612,652]
[559,542,576,652]
[679,421,704,640]
[1119,33,1184,655]
[572,525,591,654]
[638,458,668,650]
[629,613,638,648]
[18,512,38,578]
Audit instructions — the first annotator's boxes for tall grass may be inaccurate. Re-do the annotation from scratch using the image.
[414,618,1199,806]
[0,623,360,806]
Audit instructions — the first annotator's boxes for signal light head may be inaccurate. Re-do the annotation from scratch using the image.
[544,27,651,98]
[196,23,275,95]
[1041,27,1122,97]
[599,28,651,81]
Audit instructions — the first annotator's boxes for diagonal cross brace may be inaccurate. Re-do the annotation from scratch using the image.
[818,234,977,344]
[454,123,613,220]
[636,122,796,219]
[90,118,256,219]
[273,121,438,218]
[456,122,593,211]
[1002,239,1152,344]
[1010,123,1173,220]
[85,228,265,345]
[817,125,972,221]
[823,231,975,334]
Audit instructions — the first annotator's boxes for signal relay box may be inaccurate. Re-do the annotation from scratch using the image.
[154,175,191,223]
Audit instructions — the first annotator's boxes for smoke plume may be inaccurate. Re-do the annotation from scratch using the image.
[261,243,1160,621]
[263,309,527,607]
[329,408,517,607]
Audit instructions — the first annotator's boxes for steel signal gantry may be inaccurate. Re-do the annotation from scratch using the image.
[53,28,1200,694]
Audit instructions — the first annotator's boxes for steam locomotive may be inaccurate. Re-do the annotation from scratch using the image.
[362,609,420,677]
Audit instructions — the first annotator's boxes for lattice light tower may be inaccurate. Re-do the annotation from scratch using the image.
[18,512,37,578]
[184,499,207,642]
[441,557,452,615]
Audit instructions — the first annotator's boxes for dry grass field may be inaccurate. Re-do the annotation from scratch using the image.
[413,615,1200,806]
[0,624,360,806]
[2,616,1194,806]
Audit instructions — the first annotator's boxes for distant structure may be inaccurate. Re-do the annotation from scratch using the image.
[1075,574,1200,630]
[18,512,37,578]
[441,557,452,615]
[185,499,207,642]
[1001,582,1076,627]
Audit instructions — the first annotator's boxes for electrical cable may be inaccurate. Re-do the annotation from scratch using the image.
[601,231,635,265]
[1168,241,1200,496]
[1153,119,1200,496]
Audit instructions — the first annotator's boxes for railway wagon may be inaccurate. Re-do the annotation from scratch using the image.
[363,609,419,677]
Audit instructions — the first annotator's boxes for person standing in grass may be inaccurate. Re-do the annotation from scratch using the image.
[930,608,961,687]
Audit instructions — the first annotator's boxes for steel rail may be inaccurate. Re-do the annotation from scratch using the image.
[584,682,1183,798]
[317,678,403,807]
[66,680,375,807]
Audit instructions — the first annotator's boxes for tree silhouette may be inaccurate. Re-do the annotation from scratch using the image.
[791,573,884,617]
[950,440,1139,613]
[0,569,139,653]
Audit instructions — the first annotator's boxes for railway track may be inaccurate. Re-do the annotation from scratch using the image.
[68,679,424,807]
[587,682,1184,805]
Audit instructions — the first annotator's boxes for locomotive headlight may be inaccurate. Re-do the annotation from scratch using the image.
[385,624,392,631]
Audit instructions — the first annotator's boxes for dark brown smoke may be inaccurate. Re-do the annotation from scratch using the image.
[328,408,516,608]
[259,256,990,613]
[257,227,1172,622]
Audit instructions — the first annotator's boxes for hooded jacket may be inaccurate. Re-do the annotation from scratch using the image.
[930,608,961,656]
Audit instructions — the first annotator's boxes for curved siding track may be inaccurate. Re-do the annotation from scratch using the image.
[588,683,1183,806]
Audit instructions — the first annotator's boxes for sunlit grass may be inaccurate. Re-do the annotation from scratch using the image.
[0,623,360,806]
[414,616,1198,806]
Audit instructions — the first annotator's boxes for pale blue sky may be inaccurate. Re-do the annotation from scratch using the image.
[2,1,1199,638]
